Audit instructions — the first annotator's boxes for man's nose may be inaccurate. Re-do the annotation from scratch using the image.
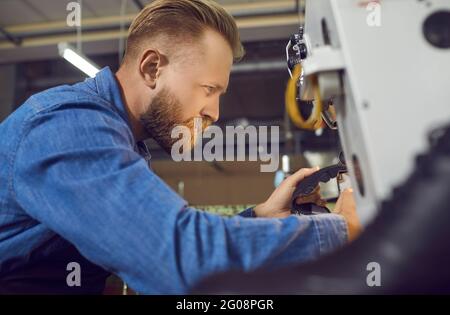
[200,98,220,123]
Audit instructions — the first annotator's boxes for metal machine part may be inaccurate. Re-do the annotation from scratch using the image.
[286,26,308,78]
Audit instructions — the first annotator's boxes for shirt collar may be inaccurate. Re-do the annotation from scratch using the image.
[137,141,153,168]
[93,66,132,130]
[91,67,152,164]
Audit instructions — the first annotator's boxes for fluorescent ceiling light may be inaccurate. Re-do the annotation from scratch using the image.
[58,42,100,78]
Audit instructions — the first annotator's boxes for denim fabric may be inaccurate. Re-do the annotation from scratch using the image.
[0,67,348,294]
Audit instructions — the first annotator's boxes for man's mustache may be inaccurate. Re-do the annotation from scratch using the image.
[182,117,214,131]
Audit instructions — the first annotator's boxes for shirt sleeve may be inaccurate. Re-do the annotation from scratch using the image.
[13,104,348,294]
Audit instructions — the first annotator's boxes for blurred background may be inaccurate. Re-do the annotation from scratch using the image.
[0,0,341,215]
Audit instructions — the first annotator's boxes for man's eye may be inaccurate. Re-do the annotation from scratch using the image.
[204,86,215,94]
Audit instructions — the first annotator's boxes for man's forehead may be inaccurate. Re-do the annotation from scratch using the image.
[177,51,231,85]
[201,29,234,62]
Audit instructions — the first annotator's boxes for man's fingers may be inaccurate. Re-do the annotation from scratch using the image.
[334,188,354,214]
[295,196,327,207]
[295,194,316,204]
[295,186,321,204]
[333,188,361,241]
[285,166,320,186]
[272,212,291,218]
[294,185,328,207]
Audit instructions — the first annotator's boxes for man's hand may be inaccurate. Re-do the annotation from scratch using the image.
[253,167,322,218]
[332,188,362,241]
[253,167,362,242]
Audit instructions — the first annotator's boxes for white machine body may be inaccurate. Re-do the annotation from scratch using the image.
[302,0,450,224]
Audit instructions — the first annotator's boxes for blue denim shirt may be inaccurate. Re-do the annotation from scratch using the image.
[0,67,348,294]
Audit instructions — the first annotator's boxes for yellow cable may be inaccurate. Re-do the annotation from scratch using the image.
[285,64,323,130]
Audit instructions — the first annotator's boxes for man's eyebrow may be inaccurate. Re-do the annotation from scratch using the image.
[213,83,227,94]
[204,83,227,94]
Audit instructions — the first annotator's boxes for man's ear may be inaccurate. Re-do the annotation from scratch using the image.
[139,49,167,89]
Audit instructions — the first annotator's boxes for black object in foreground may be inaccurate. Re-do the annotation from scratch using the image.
[291,162,347,215]
[193,123,450,294]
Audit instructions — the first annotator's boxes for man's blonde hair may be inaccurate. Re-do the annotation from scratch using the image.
[125,0,244,62]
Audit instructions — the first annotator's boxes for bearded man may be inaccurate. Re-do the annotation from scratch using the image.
[0,0,360,294]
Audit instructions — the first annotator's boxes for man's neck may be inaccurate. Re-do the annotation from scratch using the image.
[115,68,147,142]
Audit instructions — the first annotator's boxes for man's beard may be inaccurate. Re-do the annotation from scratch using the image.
[140,88,213,154]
